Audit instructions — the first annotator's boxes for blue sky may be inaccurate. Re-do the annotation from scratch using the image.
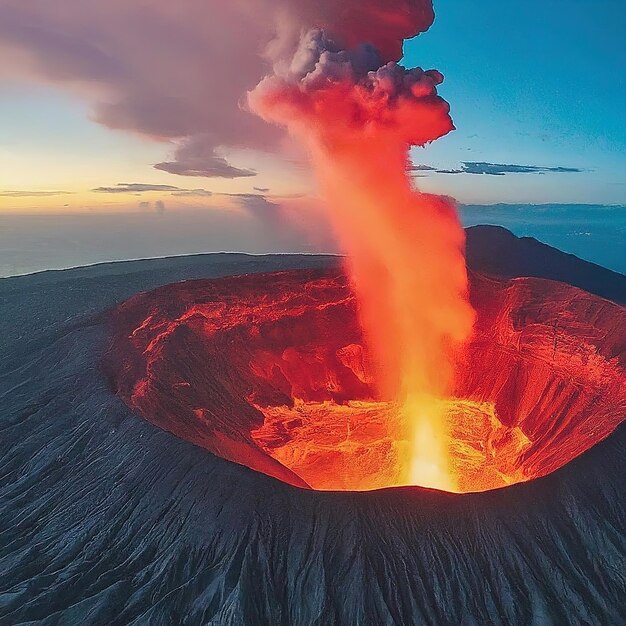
[403,0,626,204]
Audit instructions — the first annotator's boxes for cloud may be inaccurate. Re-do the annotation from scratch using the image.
[410,162,585,176]
[138,199,166,214]
[170,189,214,198]
[407,164,437,172]
[228,192,307,246]
[94,182,215,197]
[0,190,73,197]
[154,135,256,179]
[460,162,584,176]
[154,158,255,179]
[231,193,279,213]
[224,192,286,228]
[92,183,279,209]
[93,183,183,194]
[0,0,435,178]
[250,29,451,150]
[254,187,270,193]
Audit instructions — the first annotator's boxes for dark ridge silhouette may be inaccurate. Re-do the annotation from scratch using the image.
[466,225,626,304]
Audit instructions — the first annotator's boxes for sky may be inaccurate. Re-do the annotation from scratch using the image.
[405,0,626,204]
[0,0,624,275]
[0,0,624,213]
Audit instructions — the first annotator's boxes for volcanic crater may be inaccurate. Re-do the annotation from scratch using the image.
[107,267,626,494]
[3,229,626,625]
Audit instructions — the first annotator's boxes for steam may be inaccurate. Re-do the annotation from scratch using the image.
[249,17,475,490]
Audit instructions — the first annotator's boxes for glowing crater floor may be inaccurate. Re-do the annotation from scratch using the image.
[252,399,529,492]
[109,265,626,494]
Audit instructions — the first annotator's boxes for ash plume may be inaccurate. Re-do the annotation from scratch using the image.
[249,1,475,490]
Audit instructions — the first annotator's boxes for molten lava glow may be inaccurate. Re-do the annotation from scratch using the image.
[251,397,531,492]
[109,270,626,493]
[249,32,475,490]
[402,395,455,491]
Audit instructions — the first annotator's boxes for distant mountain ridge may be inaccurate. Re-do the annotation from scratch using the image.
[466,224,626,304]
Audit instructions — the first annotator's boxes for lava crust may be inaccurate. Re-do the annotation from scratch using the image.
[107,269,626,493]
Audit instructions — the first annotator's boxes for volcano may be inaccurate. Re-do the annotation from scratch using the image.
[1,227,625,625]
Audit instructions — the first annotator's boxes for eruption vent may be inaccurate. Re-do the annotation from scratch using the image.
[249,12,475,490]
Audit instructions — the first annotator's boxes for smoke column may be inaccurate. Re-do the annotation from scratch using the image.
[250,16,475,490]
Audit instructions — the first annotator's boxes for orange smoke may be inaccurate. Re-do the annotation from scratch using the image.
[249,30,475,491]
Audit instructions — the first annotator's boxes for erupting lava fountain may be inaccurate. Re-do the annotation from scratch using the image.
[248,16,476,491]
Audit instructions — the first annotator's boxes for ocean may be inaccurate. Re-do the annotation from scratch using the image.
[0,204,624,278]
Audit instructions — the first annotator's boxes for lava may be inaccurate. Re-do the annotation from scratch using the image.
[107,268,626,493]
[250,397,528,492]
[249,27,475,490]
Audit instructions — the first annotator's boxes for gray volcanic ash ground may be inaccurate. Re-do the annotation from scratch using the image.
[0,227,625,625]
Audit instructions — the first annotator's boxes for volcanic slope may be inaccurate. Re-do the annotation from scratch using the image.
[0,229,625,625]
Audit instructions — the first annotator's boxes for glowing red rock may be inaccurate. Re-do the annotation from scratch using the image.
[107,268,626,493]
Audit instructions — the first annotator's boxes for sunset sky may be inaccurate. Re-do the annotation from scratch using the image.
[1,0,624,216]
